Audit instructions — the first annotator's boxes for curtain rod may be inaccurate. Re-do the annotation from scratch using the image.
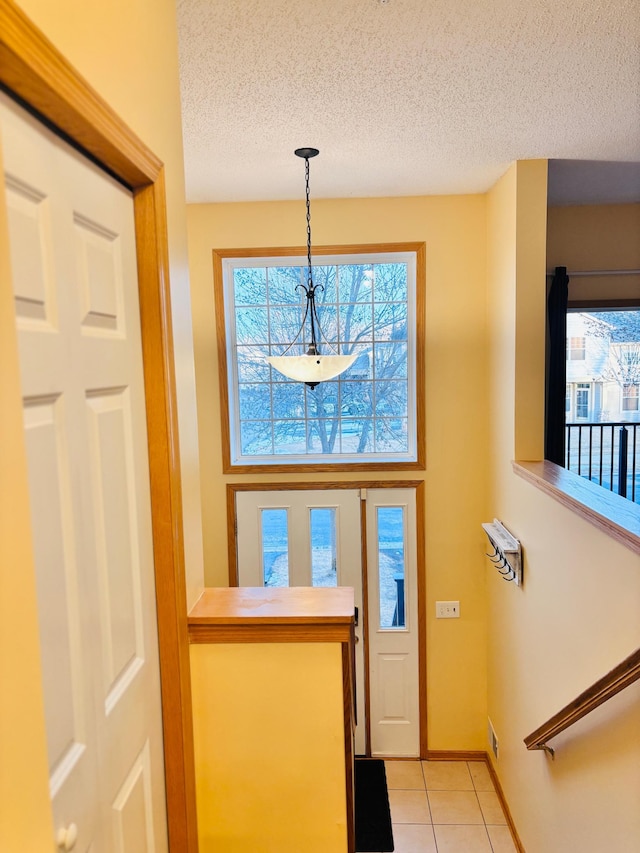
[546,268,640,278]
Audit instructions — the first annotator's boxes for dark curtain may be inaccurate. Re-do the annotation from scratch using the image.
[545,266,570,465]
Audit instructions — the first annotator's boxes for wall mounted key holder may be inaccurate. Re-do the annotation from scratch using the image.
[482,519,522,585]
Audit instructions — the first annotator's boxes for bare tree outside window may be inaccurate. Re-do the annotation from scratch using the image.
[223,252,417,464]
[581,311,640,419]
[611,344,640,402]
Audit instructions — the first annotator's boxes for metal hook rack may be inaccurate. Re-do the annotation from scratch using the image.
[482,519,522,585]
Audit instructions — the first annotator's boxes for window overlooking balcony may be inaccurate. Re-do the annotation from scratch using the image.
[564,310,640,502]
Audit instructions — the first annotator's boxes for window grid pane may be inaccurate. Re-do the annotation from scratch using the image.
[226,253,416,464]
[568,336,586,360]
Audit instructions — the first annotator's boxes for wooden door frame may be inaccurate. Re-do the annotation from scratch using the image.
[227,479,428,757]
[0,3,197,849]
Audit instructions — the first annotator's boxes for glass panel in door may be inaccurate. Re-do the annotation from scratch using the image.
[376,506,406,629]
[260,508,289,587]
[366,489,419,757]
[310,507,337,587]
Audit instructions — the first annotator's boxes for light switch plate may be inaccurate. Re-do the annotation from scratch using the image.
[436,600,460,618]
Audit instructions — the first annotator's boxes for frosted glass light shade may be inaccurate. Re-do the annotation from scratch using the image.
[266,353,357,385]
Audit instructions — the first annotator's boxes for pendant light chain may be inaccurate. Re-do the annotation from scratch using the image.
[303,154,320,354]
[265,147,356,388]
[305,156,313,287]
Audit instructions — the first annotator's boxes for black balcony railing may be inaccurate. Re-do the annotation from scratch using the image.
[565,423,640,503]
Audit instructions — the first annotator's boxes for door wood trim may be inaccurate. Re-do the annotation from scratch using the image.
[0,2,161,186]
[228,479,428,756]
[416,481,428,757]
[0,3,196,849]
[359,491,372,756]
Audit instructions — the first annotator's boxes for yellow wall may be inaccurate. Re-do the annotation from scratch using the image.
[547,203,640,303]
[191,642,347,852]
[14,0,205,607]
[487,161,640,852]
[514,163,548,461]
[1,1,203,847]
[187,194,490,749]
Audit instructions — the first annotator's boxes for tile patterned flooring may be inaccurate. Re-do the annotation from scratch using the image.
[383,760,518,853]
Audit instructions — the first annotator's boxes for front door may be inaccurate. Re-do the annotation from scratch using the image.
[235,487,421,757]
[1,93,167,851]
[364,488,420,757]
[576,383,591,419]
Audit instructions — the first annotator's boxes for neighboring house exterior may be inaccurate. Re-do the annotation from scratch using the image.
[567,312,640,423]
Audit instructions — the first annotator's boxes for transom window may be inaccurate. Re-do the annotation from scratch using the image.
[213,244,425,471]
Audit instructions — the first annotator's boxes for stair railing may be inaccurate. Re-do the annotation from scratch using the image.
[524,646,640,757]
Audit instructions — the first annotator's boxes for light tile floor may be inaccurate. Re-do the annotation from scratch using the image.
[384,760,518,853]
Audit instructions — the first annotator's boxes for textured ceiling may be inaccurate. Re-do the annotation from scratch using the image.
[176,0,640,203]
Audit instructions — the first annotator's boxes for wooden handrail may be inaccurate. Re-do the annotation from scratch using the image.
[524,647,640,756]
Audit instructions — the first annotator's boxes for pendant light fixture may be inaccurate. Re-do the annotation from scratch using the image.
[266,148,356,389]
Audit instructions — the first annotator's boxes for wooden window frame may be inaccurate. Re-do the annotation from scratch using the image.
[213,243,426,474]
[0,3,196,849]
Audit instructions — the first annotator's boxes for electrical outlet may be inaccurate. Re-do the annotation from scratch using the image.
[436,600,460,618]
[488,718,499,759]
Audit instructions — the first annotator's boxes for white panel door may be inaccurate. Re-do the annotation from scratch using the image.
[0,93,167,852]
[366,489,420,756]
[235,489,366,754]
